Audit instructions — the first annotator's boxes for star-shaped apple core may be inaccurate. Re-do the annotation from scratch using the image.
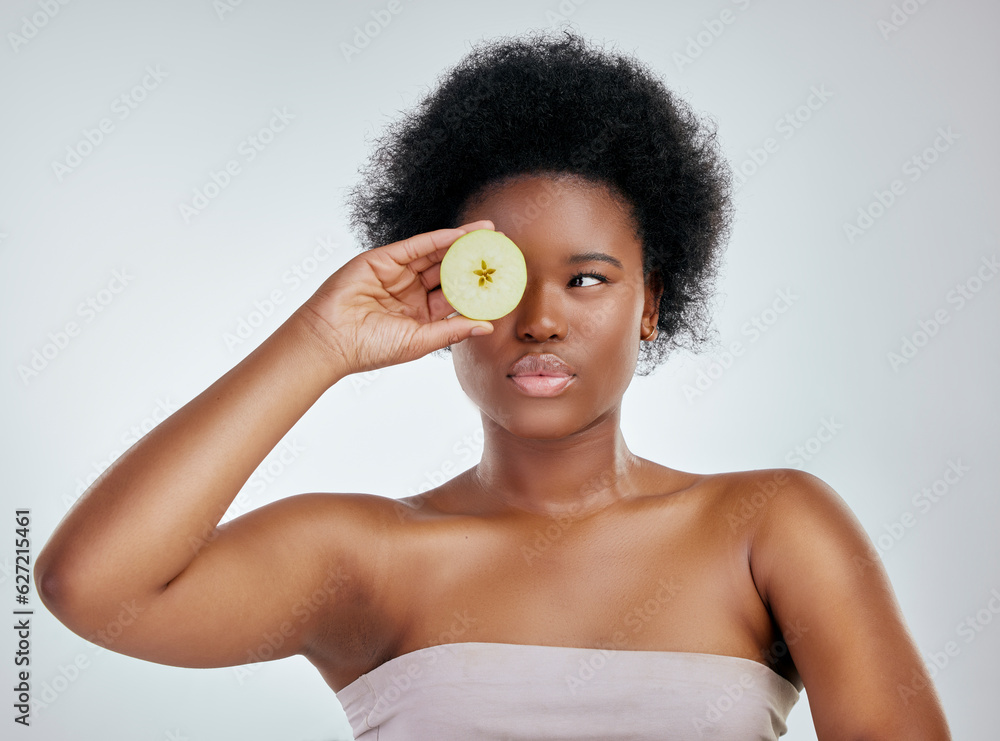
[474,260,496,287]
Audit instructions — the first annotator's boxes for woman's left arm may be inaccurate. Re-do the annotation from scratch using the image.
[747,469,952,740]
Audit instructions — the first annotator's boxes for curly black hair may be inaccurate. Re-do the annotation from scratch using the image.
[345,28,733,376]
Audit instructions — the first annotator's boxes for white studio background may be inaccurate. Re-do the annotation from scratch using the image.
[1,1,997,739]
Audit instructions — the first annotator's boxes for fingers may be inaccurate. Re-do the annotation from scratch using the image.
[415,313,493,352]
[459,219,495,231]
[417,220,493,290]
[419,260,442,292]
[427,284,459,321]
[380,221,495,274]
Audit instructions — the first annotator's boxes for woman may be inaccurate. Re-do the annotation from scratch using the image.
[36,30,951,739]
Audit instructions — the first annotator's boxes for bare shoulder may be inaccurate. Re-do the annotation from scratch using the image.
[700,467,867,596]
[717,469,868,588]
[707,469,952,738]
[247,490,411,567]
[651,465,806,524]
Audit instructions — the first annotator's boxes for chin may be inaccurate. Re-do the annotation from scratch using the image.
[495,416,579,440]
[480,395,597,439]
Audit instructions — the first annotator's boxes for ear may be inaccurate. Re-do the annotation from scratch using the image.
[642,270,664,337]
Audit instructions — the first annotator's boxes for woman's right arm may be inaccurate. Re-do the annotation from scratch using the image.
[33,221,497,668]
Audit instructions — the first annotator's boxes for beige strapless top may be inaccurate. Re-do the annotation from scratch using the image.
[335,641,800,739]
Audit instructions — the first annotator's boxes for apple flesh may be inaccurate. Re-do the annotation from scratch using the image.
[440,229,527,320]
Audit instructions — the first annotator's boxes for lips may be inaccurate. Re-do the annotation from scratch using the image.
[509,375,575,396]
[507,353,575,377]
[507,353,576,397]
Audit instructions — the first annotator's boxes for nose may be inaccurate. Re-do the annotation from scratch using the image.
[514,280,567,342]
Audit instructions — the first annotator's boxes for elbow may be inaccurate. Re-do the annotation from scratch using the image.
[34,541,96,629]
[35,559,116,648]
[34,553,76,621]
[35,542,162,651]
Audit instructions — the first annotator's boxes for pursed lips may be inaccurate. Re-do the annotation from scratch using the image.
[507,352,575,377]
[507,353,576,396]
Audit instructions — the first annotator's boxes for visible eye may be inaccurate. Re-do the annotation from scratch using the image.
[569,271,609,287]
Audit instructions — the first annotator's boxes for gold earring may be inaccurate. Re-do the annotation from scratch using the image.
[641,326,657,341]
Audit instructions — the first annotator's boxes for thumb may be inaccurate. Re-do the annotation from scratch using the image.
[424,314,494,349]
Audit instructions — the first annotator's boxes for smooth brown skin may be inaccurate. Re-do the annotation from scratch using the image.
[35,174,950,740]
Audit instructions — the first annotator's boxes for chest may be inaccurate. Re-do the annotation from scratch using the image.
[384,499,774,662]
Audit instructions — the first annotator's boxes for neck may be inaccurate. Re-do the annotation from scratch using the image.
[468,408,642,519]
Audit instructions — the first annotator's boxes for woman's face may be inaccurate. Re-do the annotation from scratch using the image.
[451,173,661,439]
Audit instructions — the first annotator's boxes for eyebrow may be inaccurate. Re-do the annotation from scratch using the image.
[566,251,624,271]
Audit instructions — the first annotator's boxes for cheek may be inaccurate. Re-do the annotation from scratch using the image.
[452,340,492,400]
[574,301,642,382]
[451,340,521,428]
[574,299,635,345]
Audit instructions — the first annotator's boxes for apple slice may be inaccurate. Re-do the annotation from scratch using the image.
[440,229,527,320]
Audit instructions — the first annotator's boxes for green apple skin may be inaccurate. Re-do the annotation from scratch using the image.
[440,230,527,321]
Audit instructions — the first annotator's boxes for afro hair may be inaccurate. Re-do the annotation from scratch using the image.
[345,28,733,376]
